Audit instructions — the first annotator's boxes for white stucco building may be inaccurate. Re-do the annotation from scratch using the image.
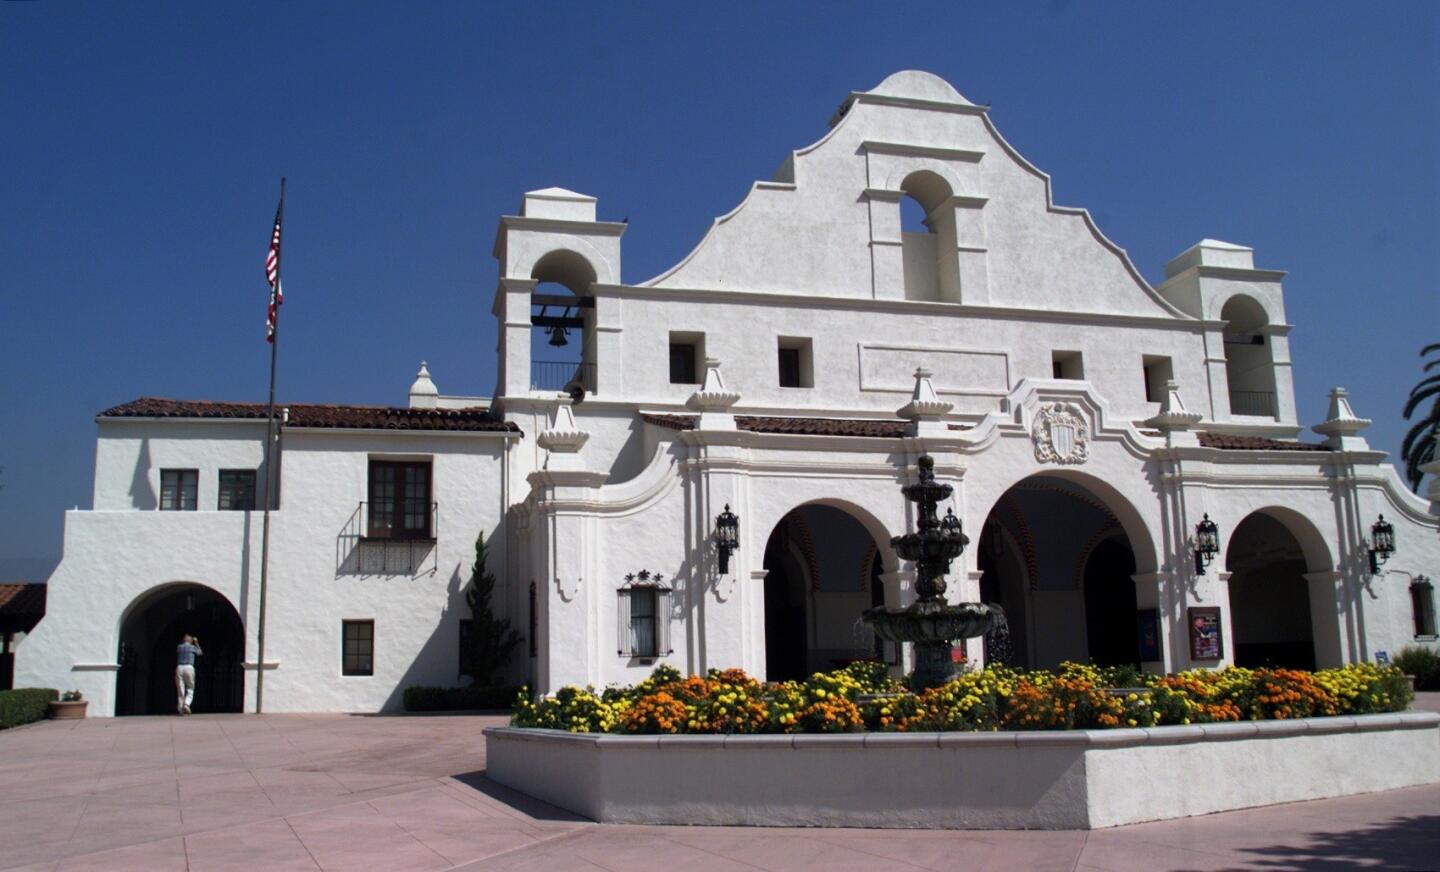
[19,71,1440,714]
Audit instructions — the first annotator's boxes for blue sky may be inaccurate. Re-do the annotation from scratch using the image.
[2,2,1436,581]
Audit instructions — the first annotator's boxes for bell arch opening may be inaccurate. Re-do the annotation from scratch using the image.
[899,170,959,302]
[762,503,888,682]
[530,249,598,395]
[1220,294,1277,417]
[1225,509,1335,669]
[116,582,245,716]
[977,474,1151,670]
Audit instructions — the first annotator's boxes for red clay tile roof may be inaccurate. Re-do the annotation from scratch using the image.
[641,413,916,438]
[0,583,46,634]
[1198,432,1331,452]
[99,398,521,434]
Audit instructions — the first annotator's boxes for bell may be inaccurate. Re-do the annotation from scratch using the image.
[547,325,569,347]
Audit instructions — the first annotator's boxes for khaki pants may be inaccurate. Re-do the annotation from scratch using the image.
[176,665,196,713]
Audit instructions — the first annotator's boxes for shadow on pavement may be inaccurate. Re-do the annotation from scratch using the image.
[451,770,592,824]
[1234,814,1440,870]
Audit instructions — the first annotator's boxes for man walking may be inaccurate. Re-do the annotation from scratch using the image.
[176,634,202,715]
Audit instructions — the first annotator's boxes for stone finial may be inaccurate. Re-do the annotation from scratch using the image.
[898,367,953,437]
[688,358,741,430]
[408,361,439,409]
[1312,387,1372,450]
[1146,381,1203,429]
[537,395,590,469]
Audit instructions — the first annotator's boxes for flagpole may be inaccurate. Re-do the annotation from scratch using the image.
[256,177,284,715]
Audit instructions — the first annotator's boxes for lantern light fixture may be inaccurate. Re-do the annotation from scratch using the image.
[715,504,739,575]
[1194,514,1220,575]
[1369,514,1395,575]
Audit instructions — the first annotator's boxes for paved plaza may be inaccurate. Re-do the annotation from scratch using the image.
[1,702,1438,871]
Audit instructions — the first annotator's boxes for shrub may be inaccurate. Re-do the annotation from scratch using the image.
[508,661,1415,735]
[1393,646,1440,691]
[0,688,58,729]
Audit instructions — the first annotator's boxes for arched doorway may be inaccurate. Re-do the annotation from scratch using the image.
[763,504,886,682]
[1226,511,1324,670]
[116,583,244,715]
[978,475,1146,669]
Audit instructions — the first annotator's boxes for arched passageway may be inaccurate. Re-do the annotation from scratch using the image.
[978,475,1145,670]
[763,504,886,682]
[1226,511,1325,670]
[116,584,244,716]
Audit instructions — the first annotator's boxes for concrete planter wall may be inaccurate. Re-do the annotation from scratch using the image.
[485,711,1440,829]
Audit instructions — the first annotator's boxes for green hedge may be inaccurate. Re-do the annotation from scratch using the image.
[1394,646,1440,690]
[0,688,58,729]
[403,684,523,712]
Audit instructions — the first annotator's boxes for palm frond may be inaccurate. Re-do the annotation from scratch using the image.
[1403,381,1440,418]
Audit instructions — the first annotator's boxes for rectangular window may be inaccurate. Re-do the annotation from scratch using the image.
[1142,355,1174,403]
[1052,351,1084,380]
[159,469,198,511]
[458,618,473,675]
[217,469,257,511]
[1412,580,1437,638]
[342,620,374,676]
[777,337,813,388]
[668,331,704,385]
[367,460,432,539]
[618,583,672,659]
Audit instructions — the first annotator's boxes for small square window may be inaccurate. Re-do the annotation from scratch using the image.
[777,337,813,388]
[343,620,374,676]
[218,470,257,511]
[668,332,704,385]
[1143,355,1174,403]
[1052,351,1084,380]
[160,469,198,511]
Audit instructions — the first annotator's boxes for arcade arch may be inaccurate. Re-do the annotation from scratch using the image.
[1225,509,1337,670]
[116,583,245,716]
[762,503,888,682]
[976,474,1152,670]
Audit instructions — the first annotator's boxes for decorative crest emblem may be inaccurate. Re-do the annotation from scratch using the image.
[1032,403,1089,465]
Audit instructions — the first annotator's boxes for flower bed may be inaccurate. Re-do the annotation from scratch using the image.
[510,661,1414,735]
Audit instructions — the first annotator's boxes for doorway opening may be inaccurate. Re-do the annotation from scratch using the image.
[116,583,244,715]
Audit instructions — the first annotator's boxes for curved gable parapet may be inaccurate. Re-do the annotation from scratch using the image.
[973,113,1189,320]
[642,71,1195,321]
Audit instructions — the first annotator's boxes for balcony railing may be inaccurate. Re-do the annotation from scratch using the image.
[1229,390,1277,417]
[337,501,437,575]
[532,360,596,393]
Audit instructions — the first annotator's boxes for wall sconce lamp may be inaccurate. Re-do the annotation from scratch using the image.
[715,504,739,574]
[1194,514,1220,575]
[1369,514,1395,575]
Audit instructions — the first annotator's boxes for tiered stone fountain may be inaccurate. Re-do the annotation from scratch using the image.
[863,455,996,691]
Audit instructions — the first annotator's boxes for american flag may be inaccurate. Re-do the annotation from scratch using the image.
[265,196,284,342]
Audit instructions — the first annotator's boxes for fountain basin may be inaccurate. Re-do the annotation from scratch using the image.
[863,602,995,644]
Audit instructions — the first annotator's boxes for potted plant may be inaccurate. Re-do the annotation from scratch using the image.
[48,690,88,720]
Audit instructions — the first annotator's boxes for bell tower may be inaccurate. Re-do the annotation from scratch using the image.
[491,188,625,400]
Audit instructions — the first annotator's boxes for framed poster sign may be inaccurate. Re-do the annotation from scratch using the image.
[1136,608,1161,662]
[1188,607,1223,660]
